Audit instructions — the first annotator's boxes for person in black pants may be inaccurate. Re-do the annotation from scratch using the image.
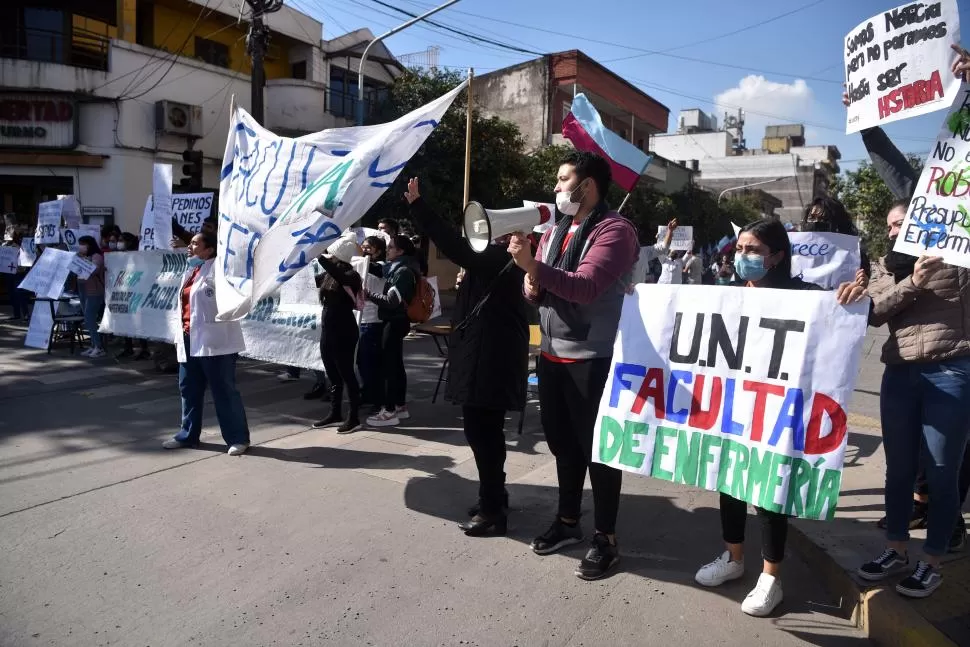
[404,177,528,536]
[365,235,418,428]
[311,234,364,434]
[357,235,388,410]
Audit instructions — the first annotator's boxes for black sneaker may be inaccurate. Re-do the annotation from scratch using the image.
[575,533,620,581]
[312,410,342,429]
[949,516,967,553]
[336,418,361,434]
[896,561,943,598]
[530,518,584,555]
[857,548,909,581]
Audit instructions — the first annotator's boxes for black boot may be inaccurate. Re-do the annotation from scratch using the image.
[337,394,361,434]
[468,490,510,517]
[312,386,342,428]
[458,511,508,537]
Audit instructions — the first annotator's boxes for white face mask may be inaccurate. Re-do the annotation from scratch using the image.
[109,242,118,250]
[555,180,587,217]
[118,242,127,251]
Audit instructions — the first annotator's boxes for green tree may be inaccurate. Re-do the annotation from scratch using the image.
[832,156,923,258]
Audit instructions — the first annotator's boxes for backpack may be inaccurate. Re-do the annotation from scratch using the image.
[406,275,436,323]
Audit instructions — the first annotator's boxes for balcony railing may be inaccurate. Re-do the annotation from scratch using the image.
[0,25,110,71]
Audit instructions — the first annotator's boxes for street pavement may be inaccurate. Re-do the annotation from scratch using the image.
[0,315,879,647]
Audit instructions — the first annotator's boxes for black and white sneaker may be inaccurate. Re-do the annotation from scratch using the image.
[857,548,909,581]
[530,518,584,555]
[896,561,942,598]
[575,533,620,581]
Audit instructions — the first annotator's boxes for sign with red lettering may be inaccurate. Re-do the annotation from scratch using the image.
[593,285,869,521]
[893,83,970,267]
[0,93,78,149]
[844,0,961,134]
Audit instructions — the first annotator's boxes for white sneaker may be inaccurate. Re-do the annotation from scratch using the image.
[277,372,298,382]
[366,409,400,428]
[741,573,784,617]
[88,348,106,358]
[395,405,410,420]
[227,444,249,456]
[695,550,745,587]
[79,348,95,357]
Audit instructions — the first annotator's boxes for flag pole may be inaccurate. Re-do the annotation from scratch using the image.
[463,68,474,208]
[617,192,632,213]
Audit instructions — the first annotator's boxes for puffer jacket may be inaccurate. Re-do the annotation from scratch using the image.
[868,259,970,365]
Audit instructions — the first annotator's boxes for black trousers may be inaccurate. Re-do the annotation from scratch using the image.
[720,493,788,563]
[379,318,410,410]
[321,309,360,410]
[463,404,507,515]
[537,356,622,534]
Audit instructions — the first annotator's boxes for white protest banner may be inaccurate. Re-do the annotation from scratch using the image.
[790,232,862,289]
[18,248,74,299]
[171,193,214,234]
[69,255,97,280]
[62,225,101,253]
[19,238,37,267]
[844,0,961,133]
[152,164,173,250]
[593,285,868,521]
[216,81,467,321]
[34,201,62,244]
[138,196,156,250]
[59,196,81,229]
[0,246,18,274]
[893,83,970,267]
[24,306,54,350]
[658,225,694,252]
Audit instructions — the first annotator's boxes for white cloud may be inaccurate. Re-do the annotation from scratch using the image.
[714,75,821,147]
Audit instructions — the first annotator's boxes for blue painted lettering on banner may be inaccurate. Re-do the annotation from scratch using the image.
[261,141,298,218]
[368,156,407,188]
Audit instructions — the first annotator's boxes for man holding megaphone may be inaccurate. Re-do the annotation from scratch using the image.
[405,177,530,537]
[507,150,641,581]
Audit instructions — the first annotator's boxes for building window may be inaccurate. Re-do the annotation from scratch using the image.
[23,8,65,64]
[195,37,229,68]
[291,60,307,80]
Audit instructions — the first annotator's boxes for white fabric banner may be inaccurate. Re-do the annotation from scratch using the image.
[844,0,962,133]
[152,164,174,251]
[215,81,467,321]
[593,285,869,521]
[24,306,54,350]
[34,201,62,245]
[893,83,970,268]
[0,247,18,274]
[19,248,74,299]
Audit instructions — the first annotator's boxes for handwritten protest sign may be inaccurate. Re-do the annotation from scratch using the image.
[152,164,173,251]
[844,0,961,133]
[790,232,862,289]
[60,196,81,229]
[893,83,970,267]
[19,238,36,267]
[593,285,868,521]
[34,201,62,245]
[24,306,54,350]
[19,248,74,300]
[171,193,214,233]
[0,246,19,274]
[69,255,97,280]
[62,225,101,253]
[138,197,156,250]
[657,225,694,252]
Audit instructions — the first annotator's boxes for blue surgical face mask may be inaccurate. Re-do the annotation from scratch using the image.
[187,256,205,268]
[734,253,768,282]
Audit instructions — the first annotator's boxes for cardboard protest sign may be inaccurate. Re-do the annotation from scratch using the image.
[34,201,62,244]
[893,83,970,267]
[152,164,173,250]
[593,285,868,521]
[69,255,97,280]
[790,232,862,289]
[170,193,214,234]
[0,246,18,274]
[138,197,156,250]
[657,225,694,252]
[19,248,74,300]
[19,238,37,267]
[844,0,961,133]
[24,306,54,350]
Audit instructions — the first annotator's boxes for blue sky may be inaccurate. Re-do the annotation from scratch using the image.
[288,0,968,173]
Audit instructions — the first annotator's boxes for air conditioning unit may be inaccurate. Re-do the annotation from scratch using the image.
[155,100,203,138]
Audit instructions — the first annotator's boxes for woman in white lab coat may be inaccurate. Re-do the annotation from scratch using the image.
[162,232,251,456]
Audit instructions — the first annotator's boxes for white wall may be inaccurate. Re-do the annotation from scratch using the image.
[649,131,732,164]
[697,154,799,180]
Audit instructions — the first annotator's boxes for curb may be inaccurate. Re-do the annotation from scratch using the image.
[787,525,957,647]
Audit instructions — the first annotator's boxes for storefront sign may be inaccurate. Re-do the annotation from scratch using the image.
[0,94,78,149]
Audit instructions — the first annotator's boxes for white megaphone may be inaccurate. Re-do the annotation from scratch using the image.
[463,201,552,252]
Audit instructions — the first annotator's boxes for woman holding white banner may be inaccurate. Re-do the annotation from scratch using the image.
[76,235,106,358]
[162,232,251,456]
[695,219,835,617]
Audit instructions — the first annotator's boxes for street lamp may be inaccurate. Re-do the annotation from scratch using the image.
[357,0,461,125]
[717,177,786,203]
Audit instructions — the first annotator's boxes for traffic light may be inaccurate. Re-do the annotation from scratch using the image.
[180,149,203,191]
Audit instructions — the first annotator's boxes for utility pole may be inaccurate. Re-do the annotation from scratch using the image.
[245,0,283,125]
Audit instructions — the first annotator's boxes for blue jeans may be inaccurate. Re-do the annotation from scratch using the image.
[176,335,250,447]
[82,294,104,349]
[357,322,383,402]
[881,356,970,556]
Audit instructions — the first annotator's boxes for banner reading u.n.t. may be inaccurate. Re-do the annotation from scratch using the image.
[593,285,869,521]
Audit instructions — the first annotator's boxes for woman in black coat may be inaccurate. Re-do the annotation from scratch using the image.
[405,177,529,536]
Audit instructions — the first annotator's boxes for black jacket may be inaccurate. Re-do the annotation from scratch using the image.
[409,197,529,412]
